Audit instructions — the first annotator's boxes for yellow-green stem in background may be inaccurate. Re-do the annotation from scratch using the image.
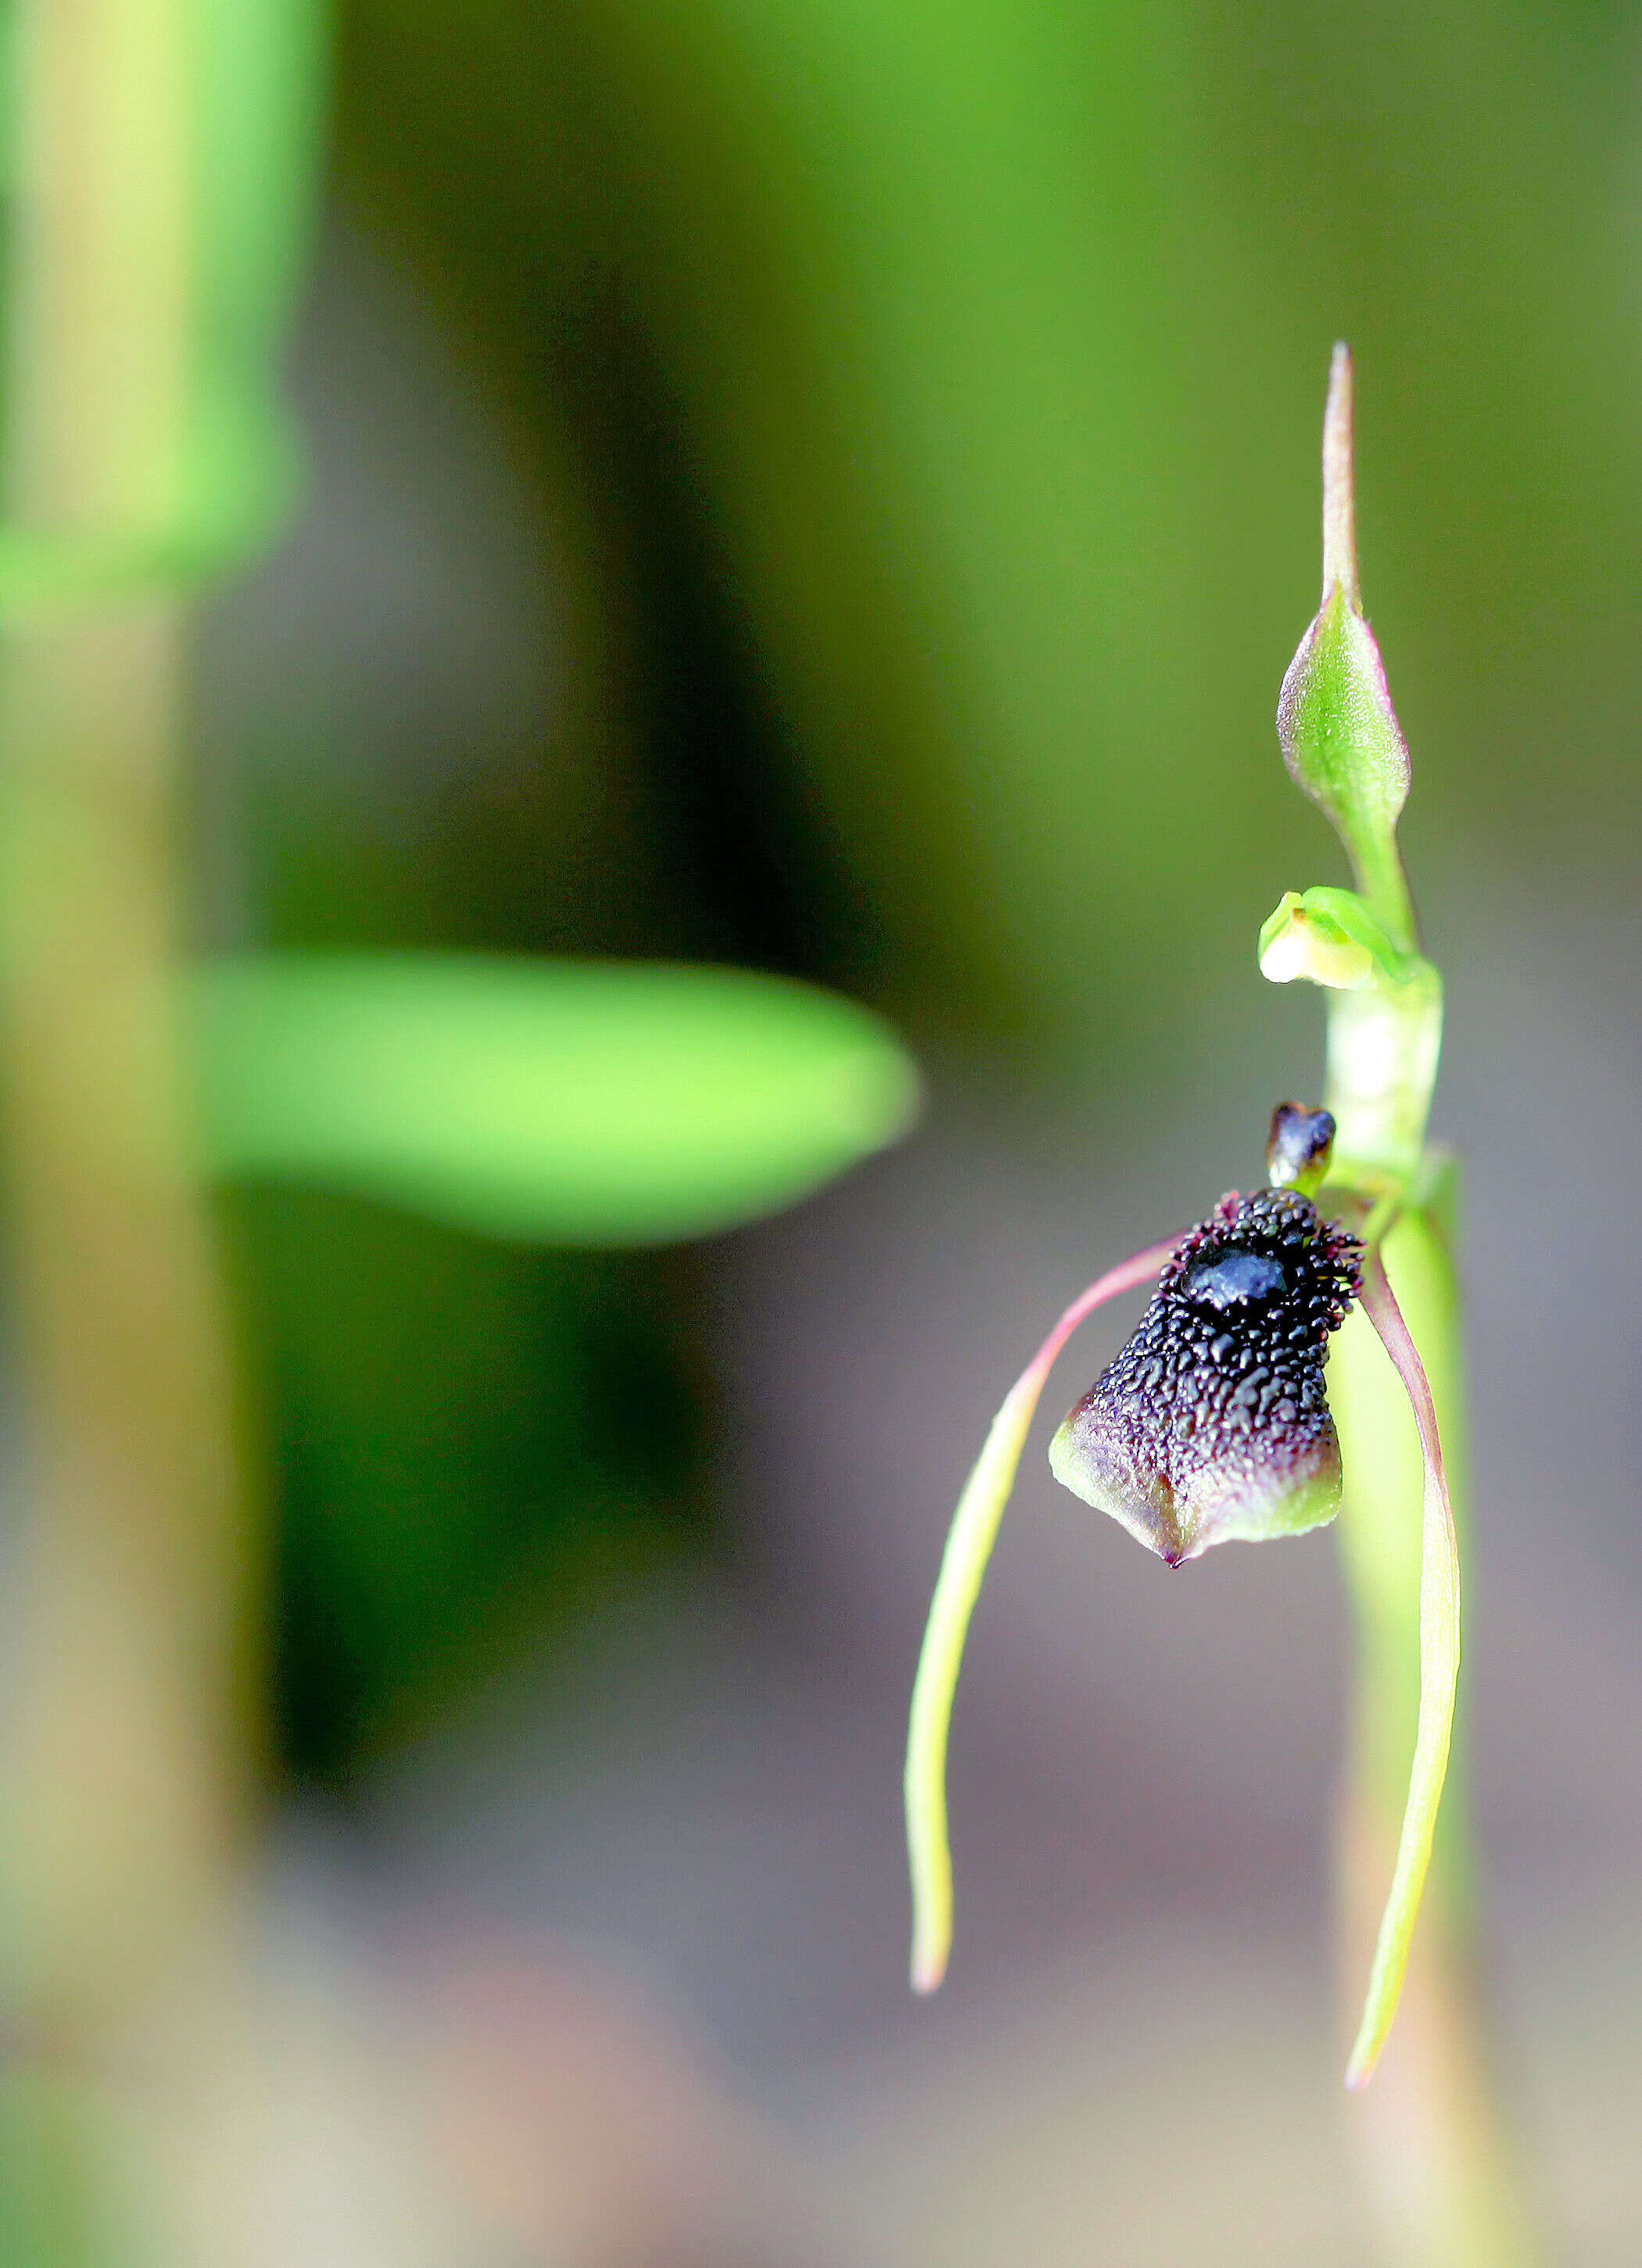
[0,0,256,2039]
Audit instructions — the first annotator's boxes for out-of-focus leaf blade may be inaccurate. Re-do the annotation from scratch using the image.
[192,953,920,1244]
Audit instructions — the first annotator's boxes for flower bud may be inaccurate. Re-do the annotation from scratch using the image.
[1275,346,1417,953]
[1049,1188,1362,1563]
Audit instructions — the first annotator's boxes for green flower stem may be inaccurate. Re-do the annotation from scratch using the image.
[0,0,257,2037]
[1276,347,1542,2254]
[1276,885,1461,2091]
[1308,967,1533,2237]
[1321,966,1443,1194]
[1343,813,1419,968]
[1261,883,1443,1194]
[1271,351,1458,2077]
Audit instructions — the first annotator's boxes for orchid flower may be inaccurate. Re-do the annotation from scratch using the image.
[905,346,1459,2091]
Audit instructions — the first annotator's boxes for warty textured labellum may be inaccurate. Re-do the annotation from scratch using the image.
[1049,1188,1363,1564]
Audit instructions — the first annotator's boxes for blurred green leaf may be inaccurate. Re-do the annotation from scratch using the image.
[193,952,919,1243]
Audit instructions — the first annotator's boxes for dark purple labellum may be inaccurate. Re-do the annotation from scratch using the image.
[1049,1189,1363,1564]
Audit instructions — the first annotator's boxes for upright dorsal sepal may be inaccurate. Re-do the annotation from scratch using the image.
[1321,341,1361,612]
[1277,346,1417,954]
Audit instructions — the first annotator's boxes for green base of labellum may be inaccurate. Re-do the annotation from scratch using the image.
[1049,1422,1340,1566]
[905,1239,1175,1995]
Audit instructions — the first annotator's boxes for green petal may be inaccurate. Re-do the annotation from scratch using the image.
[1344,1243,1462,2090]
[1258,885,1415,993]
[905,1239,1176,1993]
[192,953,919,1245]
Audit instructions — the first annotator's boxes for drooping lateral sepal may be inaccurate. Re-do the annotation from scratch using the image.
[1049,1189,1362,1565]
[905,1237,1178,1994]
[1343,1240,1462,2090]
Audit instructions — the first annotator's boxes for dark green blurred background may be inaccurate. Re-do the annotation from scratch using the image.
[203,0,1641,1782]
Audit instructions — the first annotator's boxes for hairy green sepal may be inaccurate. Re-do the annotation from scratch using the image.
[1277,592,1414,949]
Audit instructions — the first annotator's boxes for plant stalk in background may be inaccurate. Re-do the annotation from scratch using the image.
[0,0,915,2070]
[0,0,260,2040]
[905,350,1541,2262]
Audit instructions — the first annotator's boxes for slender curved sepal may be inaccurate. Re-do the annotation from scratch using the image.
[905,1239,1177,1993]
[1345,1243,1462,2089]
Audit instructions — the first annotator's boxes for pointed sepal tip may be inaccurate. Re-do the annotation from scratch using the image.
[1322,342,1361,612]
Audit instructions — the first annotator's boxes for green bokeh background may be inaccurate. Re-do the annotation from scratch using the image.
[181,0,1641,1775]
